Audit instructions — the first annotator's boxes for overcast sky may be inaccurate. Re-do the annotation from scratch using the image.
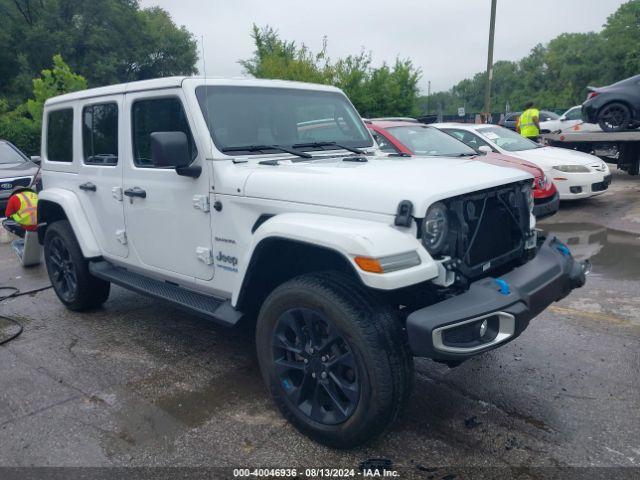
[140,0,626,93]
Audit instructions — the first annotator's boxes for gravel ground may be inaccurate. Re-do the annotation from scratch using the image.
[0,169,638,479]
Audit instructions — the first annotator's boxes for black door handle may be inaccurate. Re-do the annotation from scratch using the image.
[123,187,147,199]
[79,182,97,192]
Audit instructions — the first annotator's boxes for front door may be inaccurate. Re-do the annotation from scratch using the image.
[77,95,128,258]
[122,89,213,281]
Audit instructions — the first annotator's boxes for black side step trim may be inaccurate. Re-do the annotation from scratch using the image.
[89,260,242,327]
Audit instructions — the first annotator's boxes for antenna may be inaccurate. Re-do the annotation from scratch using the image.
[200,35,212,138]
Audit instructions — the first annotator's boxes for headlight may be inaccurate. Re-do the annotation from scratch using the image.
[553,165,590,173]
[421,202,449,255]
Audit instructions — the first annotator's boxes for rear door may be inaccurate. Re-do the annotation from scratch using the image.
[77,96,128,258]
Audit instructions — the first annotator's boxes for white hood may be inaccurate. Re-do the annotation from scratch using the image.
[508,146,604,171]
[243,155,531,216]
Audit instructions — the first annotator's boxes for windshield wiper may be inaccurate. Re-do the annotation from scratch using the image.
[221,144,311,159]
[292,141,365,155]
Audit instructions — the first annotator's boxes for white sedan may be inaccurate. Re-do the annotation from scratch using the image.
[434,123,611,200]
[542,106,601,133]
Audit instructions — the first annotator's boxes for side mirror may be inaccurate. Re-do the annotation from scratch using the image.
[478,145,492,155]
[30,156,41,165]
[559,116,567,121]
[151,132,191,168]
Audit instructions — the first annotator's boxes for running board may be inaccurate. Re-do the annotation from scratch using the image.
[89,260,242,327]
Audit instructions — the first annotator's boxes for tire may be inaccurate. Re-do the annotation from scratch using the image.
[255,272,413,448]
[597,102,631,132]
[44,220,110,311]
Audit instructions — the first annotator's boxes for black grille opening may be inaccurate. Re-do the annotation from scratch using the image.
[446,182,530,280]
[466,195,523,267]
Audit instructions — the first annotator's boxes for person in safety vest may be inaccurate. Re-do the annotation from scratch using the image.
[516,101,541,142]
[2,187,38,238]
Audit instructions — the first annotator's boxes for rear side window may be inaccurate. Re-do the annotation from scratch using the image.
[83,103,118,166]
[47,109,74,162]
[131,97,197,167]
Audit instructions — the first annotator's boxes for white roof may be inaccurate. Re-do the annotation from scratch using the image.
[45,76,343,106]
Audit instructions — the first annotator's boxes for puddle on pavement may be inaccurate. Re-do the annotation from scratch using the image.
[539,222,640,280]
[154,363,267,428]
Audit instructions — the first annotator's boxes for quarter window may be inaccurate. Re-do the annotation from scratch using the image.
[47,109,74,162]
[83,103,118,165]
[131,97,197,167]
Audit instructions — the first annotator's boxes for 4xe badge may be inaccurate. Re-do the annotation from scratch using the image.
[216,251,239,272]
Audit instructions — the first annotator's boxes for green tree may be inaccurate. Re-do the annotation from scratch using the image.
[240,25,422,118]
[0,55,87,155]
[0,0,198,106]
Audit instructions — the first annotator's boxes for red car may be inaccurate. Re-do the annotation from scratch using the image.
[366,119,559,218]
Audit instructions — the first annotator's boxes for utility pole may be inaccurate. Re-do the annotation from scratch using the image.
[426,80,431,114]
[483,0,498,123]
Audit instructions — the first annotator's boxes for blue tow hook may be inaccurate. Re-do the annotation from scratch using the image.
[495,278,510,295]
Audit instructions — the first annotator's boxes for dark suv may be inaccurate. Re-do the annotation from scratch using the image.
[0,140,41,212]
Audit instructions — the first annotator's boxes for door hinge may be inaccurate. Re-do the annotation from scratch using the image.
[196,247,214,265]
[112,187,123,202]
[116,229,127,245]
[192,195,210,212]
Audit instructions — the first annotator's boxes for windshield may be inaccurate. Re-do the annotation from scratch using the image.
[195,86,372,154]
[387,125,477,156]
[477,126,541,152]
[0,142,28,165]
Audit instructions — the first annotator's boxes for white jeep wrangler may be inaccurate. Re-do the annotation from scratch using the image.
[37,77,586,447]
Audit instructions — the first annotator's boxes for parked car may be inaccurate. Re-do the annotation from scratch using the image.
[37,77,586,448]
[583,74,640,132]
[434,123,611,200]
[0,140,41,213]
[499,110,560,132]
[541,106,601,133]
[367,119,559,218]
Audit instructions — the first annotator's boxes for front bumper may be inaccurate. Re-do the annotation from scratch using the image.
[406,236,586,362]
[553,171,611,200]
[533,191,559,219]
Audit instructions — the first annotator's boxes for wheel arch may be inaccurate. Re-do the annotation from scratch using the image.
[235,237,359,316]
[37,189,101,258]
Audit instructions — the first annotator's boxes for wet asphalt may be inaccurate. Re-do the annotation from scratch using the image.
[0,169,638,478]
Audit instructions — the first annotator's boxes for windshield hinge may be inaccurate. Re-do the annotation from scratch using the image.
[192,195,210,212]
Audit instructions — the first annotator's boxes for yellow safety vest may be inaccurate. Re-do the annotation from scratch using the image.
[10,191,38,227]
[519,108,540,138]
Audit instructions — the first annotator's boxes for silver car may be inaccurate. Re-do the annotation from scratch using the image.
[0,140,41,213]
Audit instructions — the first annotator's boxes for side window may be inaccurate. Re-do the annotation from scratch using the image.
[565,108,582,121]
[132,97,197,167]
[371,131,399,153]
[47,109,74,162]
[83,103,118,165]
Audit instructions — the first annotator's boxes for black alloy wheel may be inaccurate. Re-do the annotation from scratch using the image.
[273,307,360,425]
[46,235,78,303]
[598,102,631,132]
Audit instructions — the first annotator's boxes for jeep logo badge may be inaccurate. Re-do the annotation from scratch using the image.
[216,251,238,266]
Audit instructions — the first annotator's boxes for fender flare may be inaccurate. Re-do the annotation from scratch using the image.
[37,188,101,258]
[232,213,438,305]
